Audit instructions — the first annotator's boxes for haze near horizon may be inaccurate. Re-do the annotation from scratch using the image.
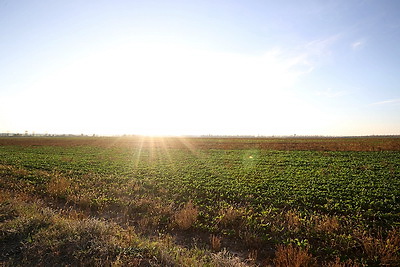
[1,0,399,136]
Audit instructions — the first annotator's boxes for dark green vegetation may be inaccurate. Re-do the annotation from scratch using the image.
[1,137,399,266]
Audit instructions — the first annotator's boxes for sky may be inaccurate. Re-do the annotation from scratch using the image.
[0,0,399,136]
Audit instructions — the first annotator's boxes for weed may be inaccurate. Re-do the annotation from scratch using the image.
[211,248,249,267]
[210,234,222,251]
[174,200,198,230]
[314,215,340,233]
[273,244,316,267]
[217,205,245,228]
[356,228,400,265]
[324,257,359,267]
[246,249,258,265]
[47,174,71,199]
[285,210,302,232]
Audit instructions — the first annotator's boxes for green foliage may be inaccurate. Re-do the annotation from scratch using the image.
[0,138,399,265]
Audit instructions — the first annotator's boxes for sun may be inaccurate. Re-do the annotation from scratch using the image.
[9,41,313,136]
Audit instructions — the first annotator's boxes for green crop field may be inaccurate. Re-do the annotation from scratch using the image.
[1,137,399,266]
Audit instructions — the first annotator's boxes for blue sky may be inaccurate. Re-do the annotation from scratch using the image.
[0,0,399,136]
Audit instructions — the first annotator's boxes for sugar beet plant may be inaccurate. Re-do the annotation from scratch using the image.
[0,137,399,266]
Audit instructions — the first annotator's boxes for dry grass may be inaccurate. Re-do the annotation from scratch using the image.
[0,189,11,202]
[273,244,316,267]
[0,165,36,194]
[174,200,199,230]
[246,249,258,265]
[47,174,71,199]
[210,234,222,251]
[240,230,263,249]
[1,195,219,267]
[313,215,340,233]
[356,228,400,265]
[136,216,154,231]
[324,257,359,267]
[112,256,143,266]
[285,210,302,232]
[211,249,249,267]
[218,206,245,227]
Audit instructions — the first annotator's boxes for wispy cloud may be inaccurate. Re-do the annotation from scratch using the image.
[305,33,342,57]
[351,39,366,50]
[269,35,340,78]
[301,33,342,69]
[371,98,400,106]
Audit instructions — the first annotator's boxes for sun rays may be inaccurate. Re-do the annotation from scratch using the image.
[125,135,211,173]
